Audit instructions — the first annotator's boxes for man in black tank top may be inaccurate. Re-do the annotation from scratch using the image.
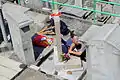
[68,31,86,62]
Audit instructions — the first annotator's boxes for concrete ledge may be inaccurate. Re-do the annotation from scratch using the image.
[35,45,54,65]
[0,42,12,53]
[40,54,55,75]
[54,46,83,71]
[0,55,23,79]
[29,65,40,71]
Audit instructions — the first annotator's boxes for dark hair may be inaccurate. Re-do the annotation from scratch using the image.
[70,30,76,38]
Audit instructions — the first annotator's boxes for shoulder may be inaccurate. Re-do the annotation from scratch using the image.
[71,43,75,47]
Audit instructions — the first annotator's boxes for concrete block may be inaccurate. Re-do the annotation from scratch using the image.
[22,41,33,50]
[75,0,83,7]
[0,65,17,79]
[26,11,48,35]
[54,46,83,71]
[14,68,46,80]
[3,3,35,65]
[0,51,14,58]
[20,28,31,36]
[61,6,87,18]
[40,54,55,75]
[29,65,40,71]
[21,0,43,11]
[58,70,84,80]
[0,41,12,53]
[0,56,22,72]
[113,17,120,24]
[21,34,31,42]
[41,45,54,57]
[0,76,9,80]
[3,3,30,14]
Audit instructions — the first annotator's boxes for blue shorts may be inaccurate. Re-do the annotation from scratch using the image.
[62,38,73,54]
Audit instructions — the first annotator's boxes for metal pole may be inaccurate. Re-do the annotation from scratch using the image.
[53,0,62,61]
[93,0,96,24]
[18,0,21,5]
[52,0,55,9]
[0,2,8,43]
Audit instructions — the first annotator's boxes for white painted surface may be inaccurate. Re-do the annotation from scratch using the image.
[3,3,30,13]
[0,3,8,43]
[0,56,22,79]
[0,76,9,80]
[40,54,55,75]
[29,65,40,71]
[54,46,82,71]
[3,3,35,64]
[58,69,84,80]
[82,24,120,80]
[0,66,17,79]
[75,0,82,7]
[0,56,22,72]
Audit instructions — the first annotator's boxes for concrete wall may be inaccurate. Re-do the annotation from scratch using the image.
[113,0,120,14]
[21,0,43,11]
[3,3,35,64]
[20,0,68,11]
[87,40,120,80]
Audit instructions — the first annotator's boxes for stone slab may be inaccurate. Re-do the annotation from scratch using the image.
[15,68,46,80]
[58,70,84,80]
[0,41,12,53]
[29,65,40,71]
[61,6,87,18]
[0,56,22,72]
[40,54,55,75]
[3,3,32,25]
[54,46,82,71]
[0,65,18,79]
[0,76,9,80]
[0,51,14,58]
[0,56,23,79]
[3,3,30,13]
[26,11,48,35]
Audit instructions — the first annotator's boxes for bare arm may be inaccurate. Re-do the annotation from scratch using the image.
[68,43,82,56]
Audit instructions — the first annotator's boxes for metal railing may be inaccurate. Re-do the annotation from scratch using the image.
[41,0,120,23]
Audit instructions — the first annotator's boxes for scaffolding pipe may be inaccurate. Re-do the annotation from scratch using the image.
[42,0,120,17]
[51,0,55,9]
[18,0,21,5]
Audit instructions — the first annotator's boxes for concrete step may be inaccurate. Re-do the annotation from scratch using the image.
[0,55,23,80]
[0,42,13,53]
[54,46,83,71]
[14,68,46,80]
[0,50,14,58]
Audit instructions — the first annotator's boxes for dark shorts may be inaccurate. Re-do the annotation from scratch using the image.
[80,50,86,62]
[31,33,38,41]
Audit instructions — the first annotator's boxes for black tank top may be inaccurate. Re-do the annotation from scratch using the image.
[75,44,82,50]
